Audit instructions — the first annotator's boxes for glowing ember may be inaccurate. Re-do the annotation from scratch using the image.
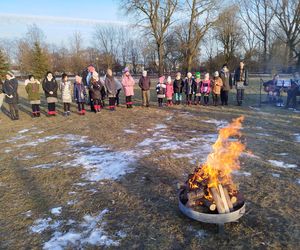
[185,116,246,211]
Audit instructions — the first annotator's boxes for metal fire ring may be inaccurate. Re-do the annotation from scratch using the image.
[178,190,246,224]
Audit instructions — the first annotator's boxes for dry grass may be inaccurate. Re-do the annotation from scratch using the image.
[0,79,299,249]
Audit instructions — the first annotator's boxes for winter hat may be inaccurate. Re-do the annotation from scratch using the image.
[159,76,165,84]
[75,75,82,83]
[6,70,14,77]
[195,72,200,79]
[214,71,219,77]
[204,73,210,80]
[167,76,171,83]
[187,72,192,78]
[92,71,99,81]
[124,67,129,73]
[142,70,147,77]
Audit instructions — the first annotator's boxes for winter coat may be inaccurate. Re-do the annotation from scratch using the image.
[25,80,40,102]
[0,80,3,94]
[89,81,103,100]
[74,83,87,103]
[105,76,117,97]
[166,83,174,99]
[115,78,122,91]
[183,78,196,95]
[60,81,72,103]
[212,77,223,95]
[122,75,135,96]
[220,70,231,91]
[139,76,151,91]
[156,83,166,98]
[234,67,248,88]
[42,77,58,98]
[195,79,202,95]
[3,78,18,104]
[201,80,211,94]
[173,79,184,93]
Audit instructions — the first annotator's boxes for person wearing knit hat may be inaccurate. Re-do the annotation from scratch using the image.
[220,64,231,106]
[183,72,196,105]
[3,71,19,120]
[212,71,223,106]
[138,70,151,107]
[166,76,174,106]
[173,72,184,105]
[89,74,104,113]
[122,68,135,108]
[42,71,58,116]
[60,73,72,116]
[105,69,117,111]
[74,75,87,115]
[25,75,41,117]
[201,73,211,105]
[156,76,166,107]
[194,72,202,105]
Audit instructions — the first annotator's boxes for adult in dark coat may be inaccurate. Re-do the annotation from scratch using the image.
[3,71,19,120]
[233,61,249,106]
[105,69,117,111]
[138,70,151,107]
[285,72,300,109]
[220,64,232,105]
[42,71,58,115]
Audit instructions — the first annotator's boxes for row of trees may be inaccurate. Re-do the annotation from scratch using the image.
[0,0,299,79]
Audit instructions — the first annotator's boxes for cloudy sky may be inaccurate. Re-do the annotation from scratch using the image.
[0,0,126,45]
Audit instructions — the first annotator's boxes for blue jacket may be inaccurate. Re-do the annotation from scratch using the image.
[74,83,87,102]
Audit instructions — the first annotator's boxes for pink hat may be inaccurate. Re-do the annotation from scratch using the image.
[159,76,165,83]
[124,67,129,73]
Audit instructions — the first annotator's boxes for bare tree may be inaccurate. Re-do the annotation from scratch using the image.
[69,31,86,74]
[272,0,300,69]
[215,6,243,64]
[121,0,178,75]
[240,0,275,71]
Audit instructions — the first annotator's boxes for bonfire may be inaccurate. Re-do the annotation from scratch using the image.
[179,116,246,222]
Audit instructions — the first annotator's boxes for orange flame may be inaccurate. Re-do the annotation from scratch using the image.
[188,116,246,199]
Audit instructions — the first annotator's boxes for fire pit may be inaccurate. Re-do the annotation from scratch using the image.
[178,116,247,228]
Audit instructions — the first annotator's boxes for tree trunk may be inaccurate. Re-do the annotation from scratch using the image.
[157,43,164,76]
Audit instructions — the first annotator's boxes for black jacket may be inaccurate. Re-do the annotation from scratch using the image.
[3,78,18,104]
[42,78,58,98]
[183,78,196,95]
[173,79,184,93]
[234,67,248,86]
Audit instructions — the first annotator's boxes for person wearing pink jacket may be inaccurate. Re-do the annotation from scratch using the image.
[166,76,174,106]
[201,73,211,105]
[121,67,135,108]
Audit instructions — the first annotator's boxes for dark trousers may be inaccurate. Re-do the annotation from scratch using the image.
[221,90,229,105]
[116,89,121,106]
[286,88,299,108]
[77,102,85,111]
[9,103,19,119]
[32,104,40,112]
[186,94,193,104]
[158,98,163,107]
[126,96,133,108]
[89,90,95,112]
[63,103,71,112]
[236,89,244,105]
[212,93,220,106]
[48,102,56,112]
[109,97,116,110]
[203,95,209,105]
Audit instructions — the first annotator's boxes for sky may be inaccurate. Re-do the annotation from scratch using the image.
[0,0,126,46]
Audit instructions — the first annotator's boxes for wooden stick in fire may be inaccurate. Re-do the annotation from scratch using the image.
[222,187,234,211]
[218,184,230,213]
[209,187,225,214]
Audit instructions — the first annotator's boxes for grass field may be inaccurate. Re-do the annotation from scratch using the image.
[0,78,299,249]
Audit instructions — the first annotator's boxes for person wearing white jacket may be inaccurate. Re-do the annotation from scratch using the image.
[60,73,72,116]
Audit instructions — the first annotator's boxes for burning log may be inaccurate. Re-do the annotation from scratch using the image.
[222,187,234,211]
[209,187,225,214]
[218,184,230,213]
[186,190,204,207]
[203,199,217,211]
[231,196,237,205]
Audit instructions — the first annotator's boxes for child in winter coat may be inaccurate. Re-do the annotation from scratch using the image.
[166,76,174,106]
[3,71,19,120]
[173,72,184,105]
[156,76,166,107]
[60,73,72,116]
[201,73,211,105]
[105,69,117,111]
[89,72,103,113]
[25,75,41,117]
[42,71,58,116]
[212,71,223,106]
[184,72,196,105]
[74,75,87,115]
[194,72,202,105]
[122,67,135,108]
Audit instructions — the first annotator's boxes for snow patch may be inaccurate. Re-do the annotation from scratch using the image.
[154,124,167,130]
[271,173,280,178]
[232,170,252,177]
[268,160,297,169]
[124,129,137,134]
[51,207,62,216]
[32,163,55,169]
[18,129,30,134]
[204,119,228,128]
[294,134,300,143]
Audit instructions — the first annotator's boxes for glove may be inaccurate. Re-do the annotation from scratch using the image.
[49,91,53,94]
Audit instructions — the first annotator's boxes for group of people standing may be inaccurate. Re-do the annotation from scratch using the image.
[0,61,249,121]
